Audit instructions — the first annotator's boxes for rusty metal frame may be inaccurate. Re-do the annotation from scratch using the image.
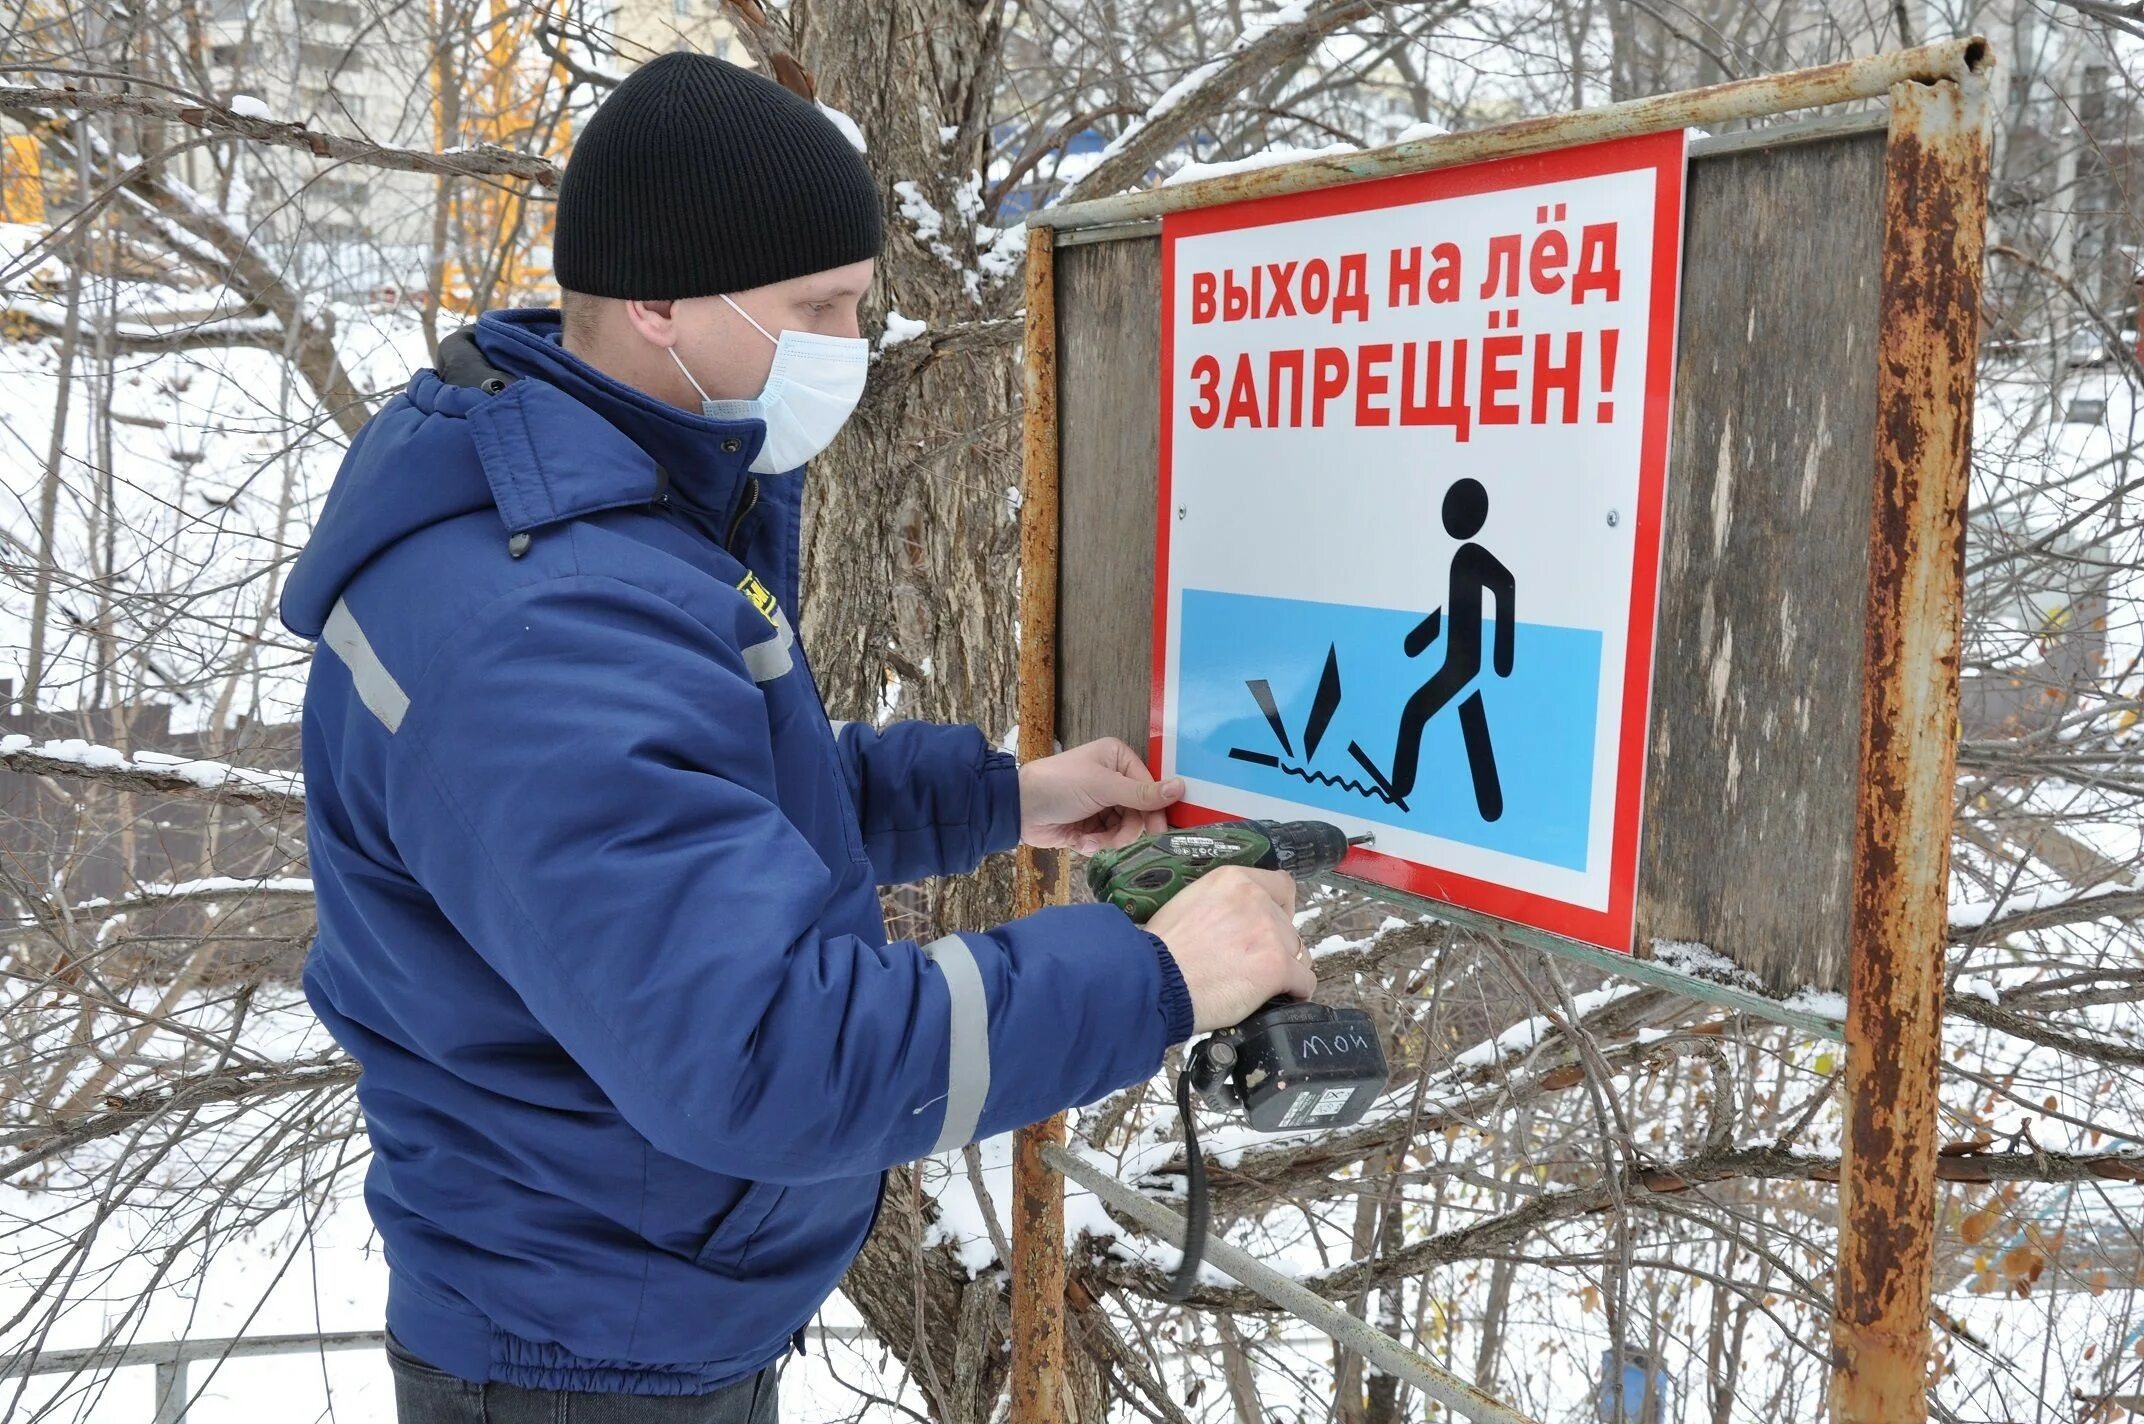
[1010,222,1071,1424]
[1009,38,1994,1424]
[1338,875,1851,1040]
[1833,68,1990,1424]
[1042,109,1899,251]
[1030,36,1986,235]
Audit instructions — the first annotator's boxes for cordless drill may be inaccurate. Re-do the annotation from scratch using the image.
[1087,820,1389,1134]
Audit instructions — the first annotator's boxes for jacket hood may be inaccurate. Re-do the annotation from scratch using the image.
[279,308,771,639]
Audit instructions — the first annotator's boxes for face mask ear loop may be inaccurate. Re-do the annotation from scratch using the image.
[666,346,716,405]
[721,293,780,347]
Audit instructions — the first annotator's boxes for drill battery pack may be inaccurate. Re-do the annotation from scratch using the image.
[1193,998,1385,1133]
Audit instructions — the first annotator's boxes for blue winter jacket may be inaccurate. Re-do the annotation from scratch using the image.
[281,308,1193,1395]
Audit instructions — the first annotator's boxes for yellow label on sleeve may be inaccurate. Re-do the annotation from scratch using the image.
[735,571,779,626]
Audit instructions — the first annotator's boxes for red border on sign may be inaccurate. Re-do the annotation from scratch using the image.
[1150,130,1687,954]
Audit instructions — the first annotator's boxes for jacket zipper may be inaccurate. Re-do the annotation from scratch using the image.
[724,478,760,553]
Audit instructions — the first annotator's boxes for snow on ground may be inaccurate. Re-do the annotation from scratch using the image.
[1,946,2134,1419]
[0,286,958,1419]
[1,1184,928,1424]
[1972,360,2144,685]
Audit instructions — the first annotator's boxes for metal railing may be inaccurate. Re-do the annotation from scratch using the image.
[0,1326,871,1423]
[1,1330,384,1424]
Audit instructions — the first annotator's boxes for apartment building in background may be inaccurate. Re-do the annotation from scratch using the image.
[178,0,741,297]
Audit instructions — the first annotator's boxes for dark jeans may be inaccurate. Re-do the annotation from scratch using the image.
[386,1330,781,1423]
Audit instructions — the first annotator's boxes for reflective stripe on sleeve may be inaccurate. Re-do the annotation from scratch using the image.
[920,933,990,1153]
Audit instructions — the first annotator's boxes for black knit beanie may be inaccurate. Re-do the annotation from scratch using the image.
[553,53,884,300]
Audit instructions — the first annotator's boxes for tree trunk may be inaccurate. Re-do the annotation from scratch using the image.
[842,1167,1011,1422]
[25,240,84,712]
[788,4,1050,1418]
[1335,1153,1386,1422]
[795,0,1023,946]
[780,3,1396,1411]
[1363,1199,1405,1424]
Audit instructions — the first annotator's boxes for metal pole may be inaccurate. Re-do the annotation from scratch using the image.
[1009,221,1070,1424]
[151,1360,186,1424]
[1029,36,1988,235]
[1833,63,1991,1424]
[1040,1143,1542,1424]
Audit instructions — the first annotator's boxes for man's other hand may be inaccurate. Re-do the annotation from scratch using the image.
[1018,737,1185,853]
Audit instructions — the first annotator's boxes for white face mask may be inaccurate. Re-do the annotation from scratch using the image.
[667,295,869,475]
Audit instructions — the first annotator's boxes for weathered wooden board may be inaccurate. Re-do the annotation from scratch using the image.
[1054,123,1888,998]
[1635,126,1886,996]
[1057,235,1164,760]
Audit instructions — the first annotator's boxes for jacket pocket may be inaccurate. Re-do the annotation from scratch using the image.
[777,648,871,874]
[815,726,873,874]
[694,1179,786,1274]
[691,1175,882,1285]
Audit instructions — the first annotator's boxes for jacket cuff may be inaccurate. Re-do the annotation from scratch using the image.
[979,749,1022,858]
[1144,931,1196,1045]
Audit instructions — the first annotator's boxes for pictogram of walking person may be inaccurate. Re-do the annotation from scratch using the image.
[1349,477,1514,820]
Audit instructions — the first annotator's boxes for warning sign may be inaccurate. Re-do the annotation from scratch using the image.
[1152,131,1688,952]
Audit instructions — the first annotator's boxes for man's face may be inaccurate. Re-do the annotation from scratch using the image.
[634,258,876,408]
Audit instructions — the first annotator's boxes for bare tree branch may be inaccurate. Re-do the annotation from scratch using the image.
[0,84,561,185]
[1946,991,2144,1068]
[1,1057,356,1174]
[1083,1144,2144,1310]
[1061,0,1458,203]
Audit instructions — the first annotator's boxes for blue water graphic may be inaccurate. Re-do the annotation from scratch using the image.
[1175,589,1602,871]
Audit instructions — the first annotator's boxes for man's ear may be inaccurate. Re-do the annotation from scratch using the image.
[624,298,679,348]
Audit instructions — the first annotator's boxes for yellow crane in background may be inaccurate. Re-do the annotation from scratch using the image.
[1,130,45,226]
[432,0,569,315]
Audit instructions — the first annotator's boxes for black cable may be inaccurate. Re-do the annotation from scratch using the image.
[1167,1058,1209,1302]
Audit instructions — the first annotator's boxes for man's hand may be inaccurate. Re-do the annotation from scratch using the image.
[1018,737,1185,853]
[1146,867,1314,1032]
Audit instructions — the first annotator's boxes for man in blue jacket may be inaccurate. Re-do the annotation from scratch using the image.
[282,52,1312,1423]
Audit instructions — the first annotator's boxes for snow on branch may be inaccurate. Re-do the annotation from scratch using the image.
[1954,884,2144,941]
[38,877,317,930]
[0,736,305,817]
[5,298,288,354]
[3,114,373,434]
[865,315,1022,395]
[1061,0,1456,204]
